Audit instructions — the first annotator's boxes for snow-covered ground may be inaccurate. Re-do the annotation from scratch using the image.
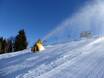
[0,37,104,78]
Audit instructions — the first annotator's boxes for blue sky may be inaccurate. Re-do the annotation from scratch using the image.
[0,0,90,46]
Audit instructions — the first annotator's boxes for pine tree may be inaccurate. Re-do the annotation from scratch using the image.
[2,39,7,53]
[14,29,28,51]
[0,37,7,54]
[5,39,13,52]
[0,37,3,54]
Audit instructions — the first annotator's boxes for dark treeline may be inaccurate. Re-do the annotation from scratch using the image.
[0,29,28,54]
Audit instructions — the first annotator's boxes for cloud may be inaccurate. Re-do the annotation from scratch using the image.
[43,0,104,44]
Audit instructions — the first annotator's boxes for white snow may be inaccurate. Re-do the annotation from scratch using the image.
[0,37,104,78]
[39,45,45,51]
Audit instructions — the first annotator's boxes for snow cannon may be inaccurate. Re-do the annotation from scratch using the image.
[31,39,45,52]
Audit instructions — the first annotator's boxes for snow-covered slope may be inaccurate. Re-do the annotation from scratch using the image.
[0,37,104,78]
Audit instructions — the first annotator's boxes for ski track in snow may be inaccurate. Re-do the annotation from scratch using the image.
[0,38,104,78]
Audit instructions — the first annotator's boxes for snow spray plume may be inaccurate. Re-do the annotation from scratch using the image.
[43,0,104,44]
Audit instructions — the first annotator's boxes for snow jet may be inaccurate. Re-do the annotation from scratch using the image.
[43,0,104,44]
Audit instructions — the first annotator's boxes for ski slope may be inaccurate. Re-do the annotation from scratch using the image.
[0,37,104,78]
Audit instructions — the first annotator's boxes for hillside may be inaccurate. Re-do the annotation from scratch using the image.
[0,37,104,78]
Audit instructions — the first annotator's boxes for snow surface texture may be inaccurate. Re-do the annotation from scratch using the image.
[0,37,104,78]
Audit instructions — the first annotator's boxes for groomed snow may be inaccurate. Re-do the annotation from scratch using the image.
[0,37,104,78]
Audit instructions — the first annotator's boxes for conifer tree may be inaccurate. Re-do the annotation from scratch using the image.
[14,29,28,51]
[6,39,13,52]
[3,39,7,53]
[0,37,7,54]
[0,37,3,54]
